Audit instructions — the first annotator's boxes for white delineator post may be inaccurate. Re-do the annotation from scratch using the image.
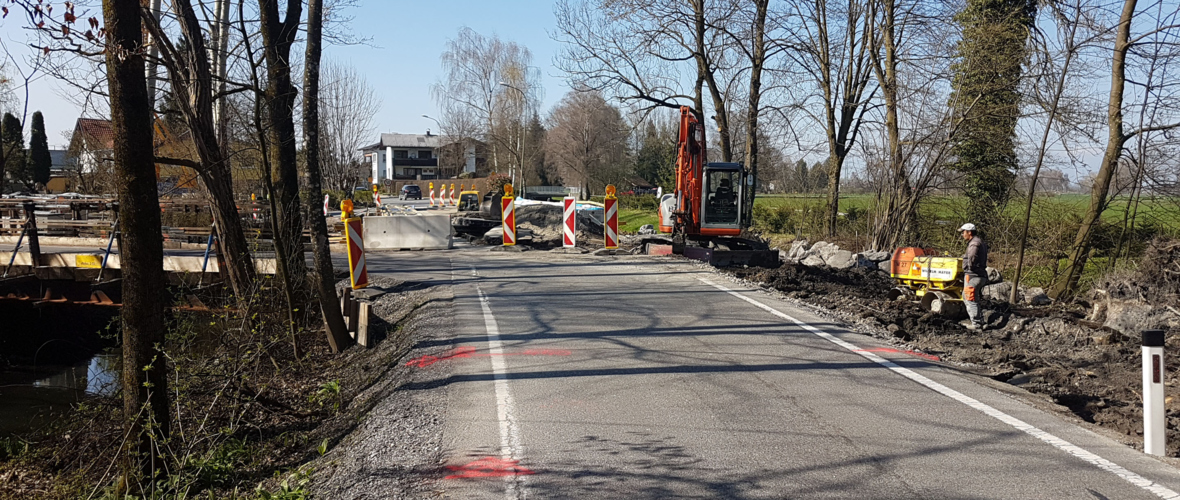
[449,183,457,205]
[429,182,436,207]
[323,194,329,216]
[501,185,516,246]
[1143,329,1166,456]
[562,197,576,248]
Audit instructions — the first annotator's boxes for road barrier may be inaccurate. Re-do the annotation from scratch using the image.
[502,185,516,246]
[1142,329,1166,455]
[363,214,453,250]
[563,197,576,248]
[374,184,382,206]
[342,200,368,289]
[429,182,436,207]
[605,184,618,249]
[450,183,457,205]
[323,194,330,216]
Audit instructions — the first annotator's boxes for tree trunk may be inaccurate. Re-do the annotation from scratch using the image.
[303,0,352,352]
[1051,0,1135,299]
[104,0,170,486]
[870,0,911,251]
[259,0,307,287]
[744,0,768,227]
[692,0,732,162]
[150,0,256,297]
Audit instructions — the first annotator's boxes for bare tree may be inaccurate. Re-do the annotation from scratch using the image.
[545,89,630,198]
[1053,0,1180,298]
[780,0,878,236]
[431,28,540,178]
[320,60,379,191]
[303,0,351,352]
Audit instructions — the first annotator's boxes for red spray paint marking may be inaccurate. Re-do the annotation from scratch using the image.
[444,457,536,479]
[854,347,940,362]
[406,346,572,368]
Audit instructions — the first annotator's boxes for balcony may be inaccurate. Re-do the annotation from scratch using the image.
[392,158,438,167]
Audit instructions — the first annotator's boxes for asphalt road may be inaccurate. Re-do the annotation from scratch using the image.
[358,248,1180,499]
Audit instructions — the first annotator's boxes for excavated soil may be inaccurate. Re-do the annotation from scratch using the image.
[725,263,1180,457]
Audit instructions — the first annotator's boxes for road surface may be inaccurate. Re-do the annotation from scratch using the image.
[359,248,1180,499]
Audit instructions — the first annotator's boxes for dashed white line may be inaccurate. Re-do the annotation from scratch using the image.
[699,276,1180,500]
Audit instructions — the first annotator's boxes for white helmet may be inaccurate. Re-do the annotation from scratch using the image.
[959,223,977,232]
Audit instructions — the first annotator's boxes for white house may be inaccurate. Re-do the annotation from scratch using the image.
[360,131,482,184]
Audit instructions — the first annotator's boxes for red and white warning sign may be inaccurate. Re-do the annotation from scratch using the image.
[344,217,368,289]
[501,185,516,246]
[562,196,576,248]
[604,185,618,249]
[323,194,330,216]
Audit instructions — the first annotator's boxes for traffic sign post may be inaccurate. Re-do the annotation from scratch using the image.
[501,184,516,246]
[342,200,368,289]
[563,196,577,248]
[605,184,618,250]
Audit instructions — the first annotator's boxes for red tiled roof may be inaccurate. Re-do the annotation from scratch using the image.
[75,118,114,149]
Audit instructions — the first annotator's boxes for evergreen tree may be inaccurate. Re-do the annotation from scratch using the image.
[28,111,51,188]
[634,121,676,190]
[1,113,25,189]
[949,0,1036,227]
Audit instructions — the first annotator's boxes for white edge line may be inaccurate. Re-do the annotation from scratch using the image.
[698,276,1180,500]
[476,283,527,498]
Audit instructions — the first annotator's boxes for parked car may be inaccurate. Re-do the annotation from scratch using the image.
[399,184,422,200]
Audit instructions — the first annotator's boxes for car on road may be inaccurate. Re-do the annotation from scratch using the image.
[399,185,422,200]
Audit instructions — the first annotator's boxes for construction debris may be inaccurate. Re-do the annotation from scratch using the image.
[726,248,1180,457]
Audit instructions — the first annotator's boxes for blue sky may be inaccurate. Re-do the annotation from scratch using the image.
[1,0,568,148]
[325,0,568,138]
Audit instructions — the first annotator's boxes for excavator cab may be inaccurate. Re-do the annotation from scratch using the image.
[702,163,743,230]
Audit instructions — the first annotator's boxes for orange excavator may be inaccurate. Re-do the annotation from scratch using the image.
[653,106,778,267]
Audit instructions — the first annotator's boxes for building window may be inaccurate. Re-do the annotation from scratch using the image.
[418,150,433,159]
[394,150,409,159]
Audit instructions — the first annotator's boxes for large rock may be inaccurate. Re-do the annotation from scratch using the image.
[811,241,837,260]
[638,224,655,235]
[982,282,1014,302]
[1024,287,1051,306]
[853,253,878,269]
[801,254,827,267]
[825,249,855,269]
[862,250,892,262]
[786,240,811,261]
[878,260,893,273]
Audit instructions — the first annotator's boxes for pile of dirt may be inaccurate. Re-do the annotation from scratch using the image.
[513,203,605,248]
[725,262,1180,457]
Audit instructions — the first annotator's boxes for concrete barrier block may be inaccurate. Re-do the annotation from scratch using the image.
[363,214,453,251]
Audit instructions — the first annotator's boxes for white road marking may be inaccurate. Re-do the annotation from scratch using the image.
[475,268,528,498]
[700,276,1180,500]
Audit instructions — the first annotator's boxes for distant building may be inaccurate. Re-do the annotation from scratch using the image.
[67,118,114,174]
[360,131,486,184]
[60,117,200,194]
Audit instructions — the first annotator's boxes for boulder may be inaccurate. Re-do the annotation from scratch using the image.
[801,254,827,267]
[638,224,655,235]
[878,260,893,273]
[853,253,878,269]
[811,241,837,260]
[1024,287,1051,306]
[825,249,855,269]
[862,250,892,262]
[982,282,1014,302]
[786,240,811,261]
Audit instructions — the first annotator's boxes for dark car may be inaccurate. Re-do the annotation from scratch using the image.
[399,184,422,200]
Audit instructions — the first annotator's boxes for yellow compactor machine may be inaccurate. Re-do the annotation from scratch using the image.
[886,247,967,317]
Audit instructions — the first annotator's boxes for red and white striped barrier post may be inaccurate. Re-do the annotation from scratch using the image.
[323,194,330,216]
[450,183,457,205]
[341,199,368,289]
[501,185,516,246]
[429,182,436,207]
[604,184,618,250]
[373,184,381,207]
[563,196,577,248]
